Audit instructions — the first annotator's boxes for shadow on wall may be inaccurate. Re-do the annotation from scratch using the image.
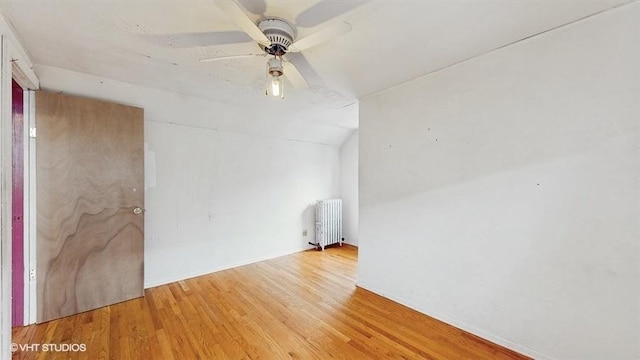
[302,204,316,245]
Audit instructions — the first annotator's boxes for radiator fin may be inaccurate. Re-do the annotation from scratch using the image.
[315,199,343,251]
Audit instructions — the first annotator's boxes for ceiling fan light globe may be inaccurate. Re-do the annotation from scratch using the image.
[267,76,284,99]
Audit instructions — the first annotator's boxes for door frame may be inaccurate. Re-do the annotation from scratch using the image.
[0,14,39,359]
[19,88,36,326]
[10,85,37,327]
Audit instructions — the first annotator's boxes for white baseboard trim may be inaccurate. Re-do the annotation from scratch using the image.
[144,245,314,289]
[356,280,556,360]
[342,240,358,247]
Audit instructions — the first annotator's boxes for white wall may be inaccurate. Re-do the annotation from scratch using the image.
[339,130,359,246]
[35,65,340,288]
[358,4,639,360]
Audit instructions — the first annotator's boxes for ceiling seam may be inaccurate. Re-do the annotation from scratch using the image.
[360,0,638,101]
[144,118,338,148]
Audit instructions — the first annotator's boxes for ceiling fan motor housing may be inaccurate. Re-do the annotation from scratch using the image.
[258,17,296,56]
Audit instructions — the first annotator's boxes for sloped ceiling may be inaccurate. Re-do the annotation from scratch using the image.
[0,0,631,145]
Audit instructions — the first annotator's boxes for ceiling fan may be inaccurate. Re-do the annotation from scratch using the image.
[202,0,354,99]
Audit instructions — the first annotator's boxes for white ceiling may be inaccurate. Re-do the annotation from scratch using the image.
[0,0,630,145]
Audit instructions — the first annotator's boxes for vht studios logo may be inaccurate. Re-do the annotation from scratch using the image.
[11,343,87,352]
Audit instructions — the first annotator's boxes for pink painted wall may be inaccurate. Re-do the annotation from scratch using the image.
[12,79,24,326]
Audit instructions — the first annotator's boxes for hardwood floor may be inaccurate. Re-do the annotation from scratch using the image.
[12,245,530,359]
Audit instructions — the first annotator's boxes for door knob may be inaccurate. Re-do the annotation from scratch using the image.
[133,207,144,215]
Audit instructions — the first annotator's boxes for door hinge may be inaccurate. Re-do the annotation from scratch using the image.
[29,127,36,138]
[29,268,36,280]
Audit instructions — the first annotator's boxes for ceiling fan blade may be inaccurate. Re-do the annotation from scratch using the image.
[212,0,271,47]
[199,53,265,62]
[289,22,351,52]
[283,60,309,89]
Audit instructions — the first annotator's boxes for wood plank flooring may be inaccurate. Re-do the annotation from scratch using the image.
[12,245,530,359]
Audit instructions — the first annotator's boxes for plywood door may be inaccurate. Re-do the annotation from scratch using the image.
[36,91,144,323]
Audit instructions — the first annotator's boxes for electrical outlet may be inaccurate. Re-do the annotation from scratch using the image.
[302,230,308,236]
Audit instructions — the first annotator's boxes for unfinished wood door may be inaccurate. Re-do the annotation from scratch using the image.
[36,91,144,323]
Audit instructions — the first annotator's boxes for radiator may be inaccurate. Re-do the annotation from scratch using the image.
[314,199,343,251]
